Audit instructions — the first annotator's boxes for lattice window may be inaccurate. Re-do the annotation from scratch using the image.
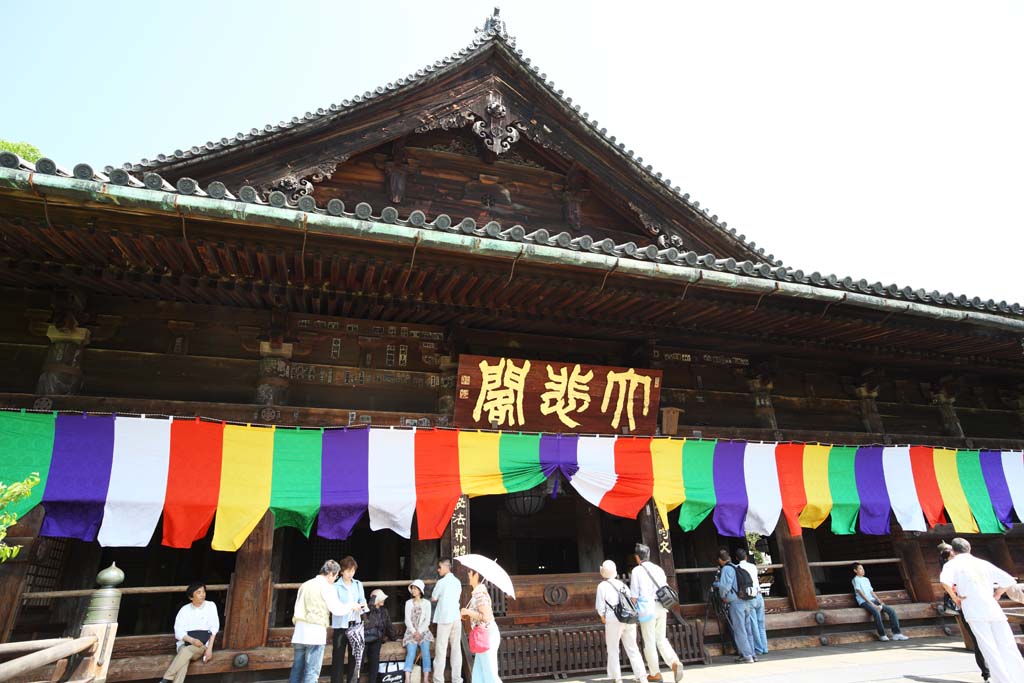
[23,537,68,607]
[386,345,396,368]
[398,345,408,367]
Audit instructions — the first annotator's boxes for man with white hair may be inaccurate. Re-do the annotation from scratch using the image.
[596,559,648,683]
[940,537,1024,683]
[630,543,683,682]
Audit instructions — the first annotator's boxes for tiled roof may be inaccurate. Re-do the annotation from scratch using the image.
[1,154,1021,325]
[109,10,778,267]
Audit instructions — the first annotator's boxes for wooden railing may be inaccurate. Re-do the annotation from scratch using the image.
[1,563,124,683]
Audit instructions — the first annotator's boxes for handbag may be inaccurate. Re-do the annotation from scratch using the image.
[469,623,490,654]
[186,629,212,644]
[640,563,679,608]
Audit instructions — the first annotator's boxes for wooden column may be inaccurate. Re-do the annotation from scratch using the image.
[222,511,274,650]
[0,507,45,641]
[640,501,678,592]
[442,496,471,574]
[986,537,1015,573]
[891,526,934,603]
[575,494,604,573]
[775,522,818,611]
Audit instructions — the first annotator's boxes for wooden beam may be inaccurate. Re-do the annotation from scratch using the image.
[221,511,274,650]
[775,521,818,611]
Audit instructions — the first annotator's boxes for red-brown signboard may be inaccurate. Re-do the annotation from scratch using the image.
[454,355,662,434]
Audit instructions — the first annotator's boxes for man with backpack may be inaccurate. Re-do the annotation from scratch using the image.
[714,548,756,663]
[734,548,768,656]
[630,543,683,683]
[596,560,648,683]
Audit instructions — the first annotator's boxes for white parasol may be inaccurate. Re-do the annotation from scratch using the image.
[454,554,516,599]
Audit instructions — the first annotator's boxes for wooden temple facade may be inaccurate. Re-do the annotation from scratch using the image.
[1,10,1022,682]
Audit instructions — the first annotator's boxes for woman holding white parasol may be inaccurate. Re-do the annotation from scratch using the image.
[456,555,515,683]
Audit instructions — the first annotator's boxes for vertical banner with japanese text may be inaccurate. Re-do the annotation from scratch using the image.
[453,355,662,434]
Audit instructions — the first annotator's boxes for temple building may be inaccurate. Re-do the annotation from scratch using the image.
[0,9,1021,682]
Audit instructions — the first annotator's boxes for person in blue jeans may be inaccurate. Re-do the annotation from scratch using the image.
[403,579,433,683]
[851,562,908,642]
[290,560,361,683]
[734,548,768,656]
[714,549,756,663]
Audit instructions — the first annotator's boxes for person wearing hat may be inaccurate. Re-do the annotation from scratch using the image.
[403,579,433,683]
[597,560,647,683]
[363,589,398,683]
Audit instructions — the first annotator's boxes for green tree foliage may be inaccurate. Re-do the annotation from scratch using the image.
[0,473,40,562]
[0,139,43,163]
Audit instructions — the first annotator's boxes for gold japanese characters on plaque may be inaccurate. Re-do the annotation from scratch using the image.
[453,354,662,434]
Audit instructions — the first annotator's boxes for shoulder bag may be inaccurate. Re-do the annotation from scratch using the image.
[640,562,679,609]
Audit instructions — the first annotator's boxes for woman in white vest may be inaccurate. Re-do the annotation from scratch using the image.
[596,560,648,683]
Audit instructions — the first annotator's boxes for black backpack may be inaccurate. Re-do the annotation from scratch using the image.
[733,563,758,600]
[604,581,639,624]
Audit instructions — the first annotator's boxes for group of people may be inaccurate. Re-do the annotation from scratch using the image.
[714,547,769,663]
[159,538,1022,683]
[288,557,502,683]
[595,543,685,683]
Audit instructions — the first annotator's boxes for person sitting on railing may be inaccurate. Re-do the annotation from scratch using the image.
[363,589,398,683]
[403,580,433,683]
[851,562,908,642]
[159,582,219,683]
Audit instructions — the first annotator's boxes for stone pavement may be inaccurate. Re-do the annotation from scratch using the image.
[543,637,988,683]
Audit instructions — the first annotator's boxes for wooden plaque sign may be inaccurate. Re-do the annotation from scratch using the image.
[453,354,662,434]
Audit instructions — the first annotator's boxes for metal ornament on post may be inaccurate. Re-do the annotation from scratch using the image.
[77,562,124,683]
[83,562,125,625]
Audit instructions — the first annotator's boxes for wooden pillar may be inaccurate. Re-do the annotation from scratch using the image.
[775,522,818,611]
[222,511,274,650]
[575,494,604,573]
[443,496,471,572]
[0,507,45,641]
[891,526,934,603]
[987,537,1015,573]
[640,501,678,592]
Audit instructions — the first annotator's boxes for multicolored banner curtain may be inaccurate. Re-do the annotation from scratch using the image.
[0,411,1021,551]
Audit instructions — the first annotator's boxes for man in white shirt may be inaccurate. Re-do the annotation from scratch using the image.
[159,583,220,683]
[431,558,463,683]
[939,538,1024,683]
[629,543,682,683]
[734,548,768,655]
[290,560,362,683]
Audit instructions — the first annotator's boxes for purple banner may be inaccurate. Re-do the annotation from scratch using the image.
[712,441,748,537]
[979,450,1014,527]
[855,446,892,534]
[40,415,115,541]
[317,429,369,540]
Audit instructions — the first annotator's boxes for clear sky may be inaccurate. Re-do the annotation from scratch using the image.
[2,1,1022,305]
